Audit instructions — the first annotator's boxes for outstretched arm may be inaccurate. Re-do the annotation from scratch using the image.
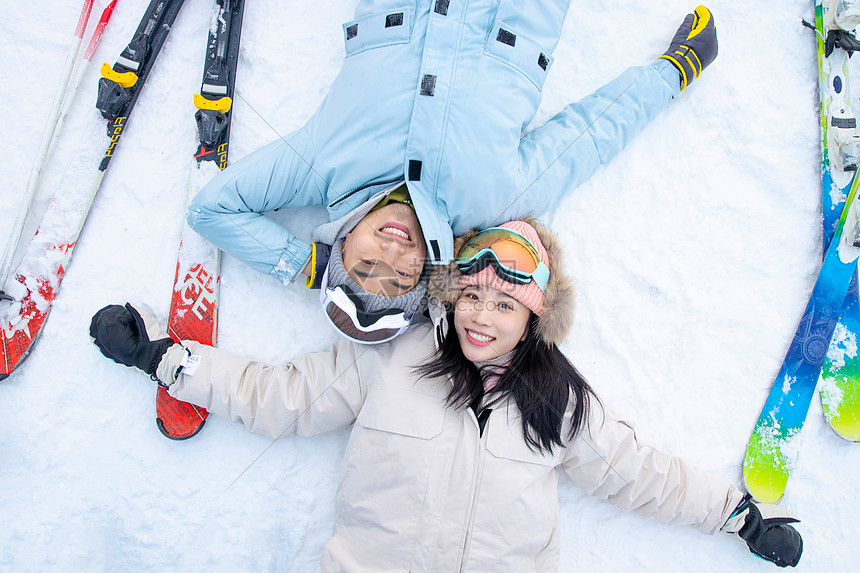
[90,303,369,439]
[515,60,680,216]
[187,128,326,285]
[513,6,718,217]
[561,406,802,567]
[162,338,368,439]
[561,405,743,534]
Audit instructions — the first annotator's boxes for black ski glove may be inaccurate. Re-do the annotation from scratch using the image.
[659,5,718,91]
[89,303,175,381]
[722,494,802,568]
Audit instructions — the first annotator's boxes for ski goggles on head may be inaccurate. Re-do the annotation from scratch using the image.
[456,227,550,292]
[319,274,414,344]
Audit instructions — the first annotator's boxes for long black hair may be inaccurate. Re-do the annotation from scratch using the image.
[415,311,597,454]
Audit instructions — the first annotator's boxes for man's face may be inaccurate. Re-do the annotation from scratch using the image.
[341,202,427,296]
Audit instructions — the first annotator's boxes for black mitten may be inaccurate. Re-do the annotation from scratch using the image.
[722,495,803,568]
[89,303,175,380]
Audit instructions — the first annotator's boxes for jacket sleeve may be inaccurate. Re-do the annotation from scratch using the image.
[514,60,681,215]
[560,404,745,535]
[157,338,370,439]
[186,127,326,285]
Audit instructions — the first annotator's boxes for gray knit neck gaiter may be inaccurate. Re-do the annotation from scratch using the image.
[326,238,428,316]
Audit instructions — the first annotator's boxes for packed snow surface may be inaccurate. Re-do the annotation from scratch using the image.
[1,0,856,570]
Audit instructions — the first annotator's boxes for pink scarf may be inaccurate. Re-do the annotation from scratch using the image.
[474,350,516,392]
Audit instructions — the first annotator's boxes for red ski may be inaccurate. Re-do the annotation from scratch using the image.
[157,0,245,439]
[0,0,142,380]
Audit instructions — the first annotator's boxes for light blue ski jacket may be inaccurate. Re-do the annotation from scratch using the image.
[188,0,681,284]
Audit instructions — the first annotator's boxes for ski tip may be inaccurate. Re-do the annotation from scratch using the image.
[741,480,785,505]
[742,463,786,504]
[826,420,860,442]
[0,372,9,382]
[155,385,209,440]
[156,416,206,441]
[821,373,860,441]
[743,436,790,504]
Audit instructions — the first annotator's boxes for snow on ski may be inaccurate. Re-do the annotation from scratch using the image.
[743,165,860,503]
[816,0,860,441]
[0,0,185,380]
[158,0,245,440]
[742,0,860,503]
[0,0,95,299]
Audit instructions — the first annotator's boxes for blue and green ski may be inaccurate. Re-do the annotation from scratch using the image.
[743,168,860,503]
[815,0,860,442]
[742,0,860,503]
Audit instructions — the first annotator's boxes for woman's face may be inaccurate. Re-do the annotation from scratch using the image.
[453,285,531,362]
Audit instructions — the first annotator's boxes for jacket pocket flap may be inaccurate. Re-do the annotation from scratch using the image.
[483,19,554,90]
[357,384,445,440]
[343,6,413,57]
[486,411,560,467]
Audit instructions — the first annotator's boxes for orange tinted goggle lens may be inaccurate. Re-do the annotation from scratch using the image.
[485,239,539,273]
[459,229,541,273]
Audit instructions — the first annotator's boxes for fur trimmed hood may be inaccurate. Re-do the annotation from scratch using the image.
[427,217,575,346]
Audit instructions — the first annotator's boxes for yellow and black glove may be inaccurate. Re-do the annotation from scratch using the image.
[659,6,718,91]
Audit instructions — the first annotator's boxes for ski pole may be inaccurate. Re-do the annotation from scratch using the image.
[0,0,95,297]
[45,0,120,176]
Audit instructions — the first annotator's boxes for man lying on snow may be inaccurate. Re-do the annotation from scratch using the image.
[187,4,718,343]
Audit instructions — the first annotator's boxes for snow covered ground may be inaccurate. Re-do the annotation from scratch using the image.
[0,0,854,570]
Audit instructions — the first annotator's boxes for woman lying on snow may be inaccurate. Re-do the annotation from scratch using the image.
[90,218,803,570]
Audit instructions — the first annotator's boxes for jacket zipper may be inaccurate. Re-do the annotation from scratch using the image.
[457,410,488,572]
[327,177,404,208]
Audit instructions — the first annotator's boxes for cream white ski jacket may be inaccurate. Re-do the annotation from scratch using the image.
[160,324,744,572]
